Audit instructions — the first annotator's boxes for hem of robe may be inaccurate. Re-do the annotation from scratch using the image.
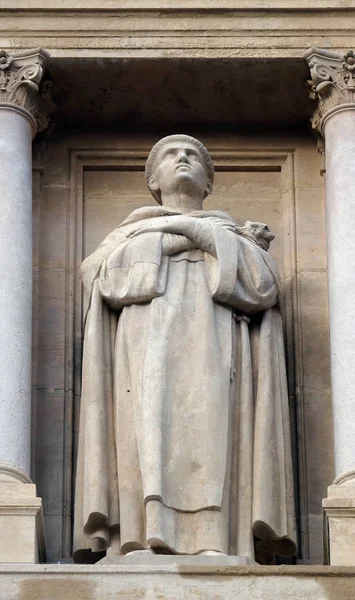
[72,505,295,563]
[120,499,229,556]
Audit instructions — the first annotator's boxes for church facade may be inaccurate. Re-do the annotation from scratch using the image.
[0,2,355,597]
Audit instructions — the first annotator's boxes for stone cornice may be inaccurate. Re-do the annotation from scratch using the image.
[4,1,355,8]
[305,47,355,135]
[0,48,52,137]
[1,7,355,59]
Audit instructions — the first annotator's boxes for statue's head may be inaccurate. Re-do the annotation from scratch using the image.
[145,134,214,204]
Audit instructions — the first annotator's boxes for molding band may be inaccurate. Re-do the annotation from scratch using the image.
[0,102,37,138]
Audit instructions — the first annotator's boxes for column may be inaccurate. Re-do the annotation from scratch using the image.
[305,47,355,565]
[0,48,50,563]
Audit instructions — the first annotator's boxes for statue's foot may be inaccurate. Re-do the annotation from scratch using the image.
[198,550,227,556]
[125,549,154,556]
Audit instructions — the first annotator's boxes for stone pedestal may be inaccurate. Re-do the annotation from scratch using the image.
[305,47,355,566]
[0,478,45,563]
[100,553,257,566]
[323,472,355,566]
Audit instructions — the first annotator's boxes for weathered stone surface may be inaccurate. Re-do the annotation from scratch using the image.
[299,271,331,391]
[45,58,313,131]
[35,132,331,563]
[2,2,355,61]
[0,480,45,563]
[305,45,355,566]
[74,134,296,563]
[0,48,50,134]
[305,47,355,134]
[100,554,257,566]
[2,564,355,600]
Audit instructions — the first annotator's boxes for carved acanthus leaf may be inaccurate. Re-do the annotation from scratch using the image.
[0,49,52,134]
[304,47,355,133]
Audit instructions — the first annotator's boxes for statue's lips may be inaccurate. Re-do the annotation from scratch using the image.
[175,163,191,171]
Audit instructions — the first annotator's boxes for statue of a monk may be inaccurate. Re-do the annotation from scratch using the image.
[73,134,296,564]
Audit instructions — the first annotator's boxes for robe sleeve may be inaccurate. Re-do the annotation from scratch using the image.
[96,231,169,310]
[81,228,127,323]
[207,225,278,313]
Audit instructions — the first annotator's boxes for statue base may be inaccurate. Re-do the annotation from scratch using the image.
[98,553,258,566]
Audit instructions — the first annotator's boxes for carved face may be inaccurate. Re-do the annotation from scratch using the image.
[244,221,275,243]
[148,141,212,201]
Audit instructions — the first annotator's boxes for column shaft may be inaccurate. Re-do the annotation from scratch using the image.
[324,108,355,477]
[0,106,33,477]
[304,45,355,566]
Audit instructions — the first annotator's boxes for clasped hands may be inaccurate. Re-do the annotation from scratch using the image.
[127,215,237,256]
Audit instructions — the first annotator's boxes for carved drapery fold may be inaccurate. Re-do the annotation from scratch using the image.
[0,48,53,136]
[304,47,355,134]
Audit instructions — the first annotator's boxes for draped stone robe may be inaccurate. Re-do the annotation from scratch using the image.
[73,206,296,564]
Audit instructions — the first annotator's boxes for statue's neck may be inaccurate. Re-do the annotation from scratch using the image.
[161,192,203,214]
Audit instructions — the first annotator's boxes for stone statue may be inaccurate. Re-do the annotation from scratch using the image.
[73,134,296,564]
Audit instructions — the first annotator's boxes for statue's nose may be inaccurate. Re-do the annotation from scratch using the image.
[177,151,189,163]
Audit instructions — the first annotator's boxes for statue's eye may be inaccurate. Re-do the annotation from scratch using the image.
[264,225,270,231]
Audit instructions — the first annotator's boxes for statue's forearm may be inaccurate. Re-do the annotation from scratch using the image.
[162,233,196,255]
[127,217,218,256]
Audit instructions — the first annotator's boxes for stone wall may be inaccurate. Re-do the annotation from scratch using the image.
[32,130,333,563]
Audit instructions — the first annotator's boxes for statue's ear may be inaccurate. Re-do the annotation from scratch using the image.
[148,175,159,192]
[206,179,213,195]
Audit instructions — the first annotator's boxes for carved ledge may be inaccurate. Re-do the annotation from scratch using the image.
[0,48,53,137]
[304,47,355,134]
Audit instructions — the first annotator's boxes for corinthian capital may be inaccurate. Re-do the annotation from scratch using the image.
[304,47,355,134]
[0,48,52,136]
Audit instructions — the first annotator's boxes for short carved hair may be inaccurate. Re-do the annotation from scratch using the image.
[145,134,214,204]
